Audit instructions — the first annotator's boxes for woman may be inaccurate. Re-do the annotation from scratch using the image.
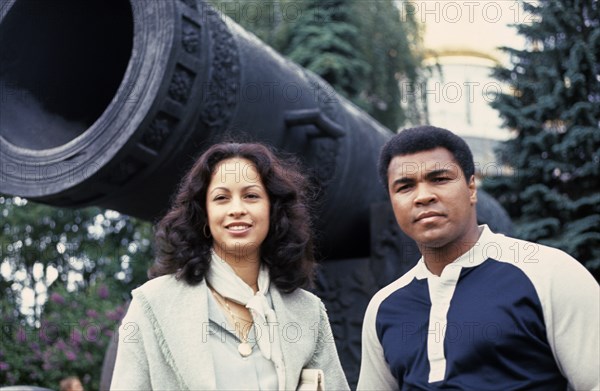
[110,142,349,390]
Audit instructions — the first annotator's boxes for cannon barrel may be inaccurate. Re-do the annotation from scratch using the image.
[1,0,512,387]
[0,0,393,259]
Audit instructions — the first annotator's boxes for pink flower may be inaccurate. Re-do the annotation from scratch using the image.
[71,329,83,344]
[97,284,110,299]
[64,350,77,361]
[50,292,65,305]
[86,326,99,341]
[16,327,27,343]
[106,310,121,322]
[39,322,59,343]
[0,362,9,371]
[115,305,126,318]
[55,339,67,350]
[86,309,98,319]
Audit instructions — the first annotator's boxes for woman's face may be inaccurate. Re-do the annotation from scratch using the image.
[206,157,270,264]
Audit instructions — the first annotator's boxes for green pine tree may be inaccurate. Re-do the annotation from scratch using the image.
[483,0,600,278]
[282,0,371,100]
[212,0,424,130]
[209,0,291,46]
[351,0,424,128]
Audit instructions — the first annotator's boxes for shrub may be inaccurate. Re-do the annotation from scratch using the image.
[0,283,127,390]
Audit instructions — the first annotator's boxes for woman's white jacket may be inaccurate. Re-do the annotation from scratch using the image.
[110,274,349,390]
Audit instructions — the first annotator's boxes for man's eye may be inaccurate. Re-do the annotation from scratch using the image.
[396,184,412,193]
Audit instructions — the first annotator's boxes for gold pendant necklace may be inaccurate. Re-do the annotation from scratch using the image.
[238,341,253,357]
[210,288,255,357]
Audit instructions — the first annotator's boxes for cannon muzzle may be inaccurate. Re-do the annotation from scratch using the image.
[1,0,393,258]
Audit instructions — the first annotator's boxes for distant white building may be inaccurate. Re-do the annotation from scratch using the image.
[400,0,528,175]
[424,54,506,173]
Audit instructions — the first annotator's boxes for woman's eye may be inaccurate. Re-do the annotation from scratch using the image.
[245,193,259,199]
[213,195,227,201]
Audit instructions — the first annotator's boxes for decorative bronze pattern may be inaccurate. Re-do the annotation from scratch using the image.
[142,112,179,151]
[370,202,421,287]
[198,5,240,131]
[312,258,378,389]
[168,65,195,103]
[182,17,201,54]
[312,138,338,183]
[101,6,201,186]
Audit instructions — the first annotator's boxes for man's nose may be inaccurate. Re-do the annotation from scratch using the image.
[414,183,437,205]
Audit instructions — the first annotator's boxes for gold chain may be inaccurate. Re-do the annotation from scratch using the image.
[208,285,257,357]
[210,289,254,342]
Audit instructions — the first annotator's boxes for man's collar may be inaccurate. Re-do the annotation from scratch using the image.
[414,225,494,280]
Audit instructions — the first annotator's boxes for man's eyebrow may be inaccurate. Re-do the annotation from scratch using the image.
[390,177,414,188]
[389,167,458,188]
[424,168,454,179]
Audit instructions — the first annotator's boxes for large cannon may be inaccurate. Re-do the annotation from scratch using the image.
[0,0,511,387]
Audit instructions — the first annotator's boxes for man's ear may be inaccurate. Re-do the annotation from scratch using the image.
[468,175,477,205]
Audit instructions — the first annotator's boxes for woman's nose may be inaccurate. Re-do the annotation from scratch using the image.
[228,198,247,216]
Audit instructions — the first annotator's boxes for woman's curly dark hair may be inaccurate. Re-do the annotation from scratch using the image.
[148,142,316,293]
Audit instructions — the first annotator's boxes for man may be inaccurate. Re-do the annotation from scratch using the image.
[59,376,84,391]
[357,126,599,390]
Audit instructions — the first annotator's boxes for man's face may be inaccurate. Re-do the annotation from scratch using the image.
[387,147,477,250]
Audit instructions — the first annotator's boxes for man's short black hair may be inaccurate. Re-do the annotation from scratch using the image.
[378,125,475,188]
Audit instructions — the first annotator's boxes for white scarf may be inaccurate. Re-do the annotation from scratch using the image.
[206,251,281,362]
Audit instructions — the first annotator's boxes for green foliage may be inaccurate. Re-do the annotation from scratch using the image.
[0,196,152,387]
[1,282,126,389]
[283,1,370,99]
[1,196,152,321]
[482,0,600,278]
[350,0,423,128]
[209,0,291,47]
[210,0,424,130]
